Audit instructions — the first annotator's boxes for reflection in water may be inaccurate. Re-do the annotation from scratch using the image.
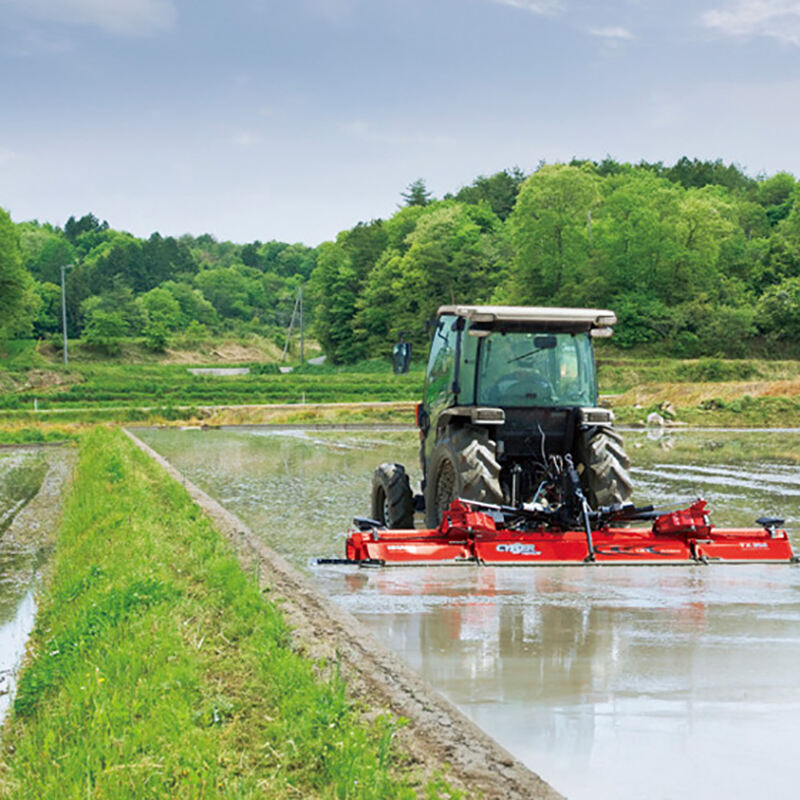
[139,426,800,800]
[0,590,36,721]
[0,449,52,726]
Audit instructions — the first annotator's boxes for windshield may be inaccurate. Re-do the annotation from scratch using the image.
[475,331,597,407]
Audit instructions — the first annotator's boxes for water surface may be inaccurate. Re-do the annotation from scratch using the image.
[0,449,50,723]
[138,426,800,800]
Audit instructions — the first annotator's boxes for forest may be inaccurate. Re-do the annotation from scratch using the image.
[2,156,799,362]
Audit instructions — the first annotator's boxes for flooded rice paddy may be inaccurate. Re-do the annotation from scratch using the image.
[0,447,72,725]
[138,425,800,800]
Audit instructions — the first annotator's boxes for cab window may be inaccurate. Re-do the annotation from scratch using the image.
[424,314,458,410]
[476,331,597,407]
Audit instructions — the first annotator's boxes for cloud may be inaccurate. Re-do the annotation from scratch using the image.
[489,0,566,16]
[231,131,262,147]
[701,1,800,46]
[339,120,457,148]
[589,26,635,40]
[0,0,177,36]
[0,146,19,166]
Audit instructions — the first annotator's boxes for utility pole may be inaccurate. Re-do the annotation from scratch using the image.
[60,264,74,365]
[281,285,305,363]
[281,288,300,362]
[299,284,304,364]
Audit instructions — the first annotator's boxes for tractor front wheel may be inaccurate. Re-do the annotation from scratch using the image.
[371,462,415,528]
[424,427,503,528]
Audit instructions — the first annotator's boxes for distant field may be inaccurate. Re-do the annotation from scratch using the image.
[0,362,424,411]
[2,339,800,427]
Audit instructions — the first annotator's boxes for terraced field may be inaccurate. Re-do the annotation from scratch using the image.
[0,363,424,410]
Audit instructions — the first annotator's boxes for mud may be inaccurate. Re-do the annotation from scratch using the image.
[0,447,75,725]
[125,428,562,800]
[137,425,800,800]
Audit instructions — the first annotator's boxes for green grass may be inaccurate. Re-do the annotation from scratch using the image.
[0,426,79,445]
[0,362,424,411]
[596,355,800,394]
[613,394,800,428]
[0,428,459,799]
[0,340,51,371]
[3,344,800,428]
[628,428,800,466]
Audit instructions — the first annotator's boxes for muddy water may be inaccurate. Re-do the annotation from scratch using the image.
[0,448,72,725]
[138,426,800,800]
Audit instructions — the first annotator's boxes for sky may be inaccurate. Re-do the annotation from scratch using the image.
[1,0,800,245]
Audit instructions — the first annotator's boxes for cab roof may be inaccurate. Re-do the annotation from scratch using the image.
[437,305,617,329]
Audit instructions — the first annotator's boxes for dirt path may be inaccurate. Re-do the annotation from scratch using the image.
[125,429,562,800]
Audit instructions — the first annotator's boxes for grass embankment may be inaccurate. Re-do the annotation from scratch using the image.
[598,356,800,426]
[0,362,423,413]
[0,425,81,445]
[0,428,456,799]
[2,344,800,427]
[0,335,308,369]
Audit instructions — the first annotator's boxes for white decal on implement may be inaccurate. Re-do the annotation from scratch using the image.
[496,543,542,556]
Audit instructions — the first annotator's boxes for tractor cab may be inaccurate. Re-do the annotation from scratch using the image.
[371,305,631,529]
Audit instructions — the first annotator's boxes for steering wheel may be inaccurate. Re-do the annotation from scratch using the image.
[496,372,554,402]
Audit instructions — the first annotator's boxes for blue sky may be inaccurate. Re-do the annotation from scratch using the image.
[1,0,799,244]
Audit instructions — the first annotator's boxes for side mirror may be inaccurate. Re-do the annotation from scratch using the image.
[393,342,412,374]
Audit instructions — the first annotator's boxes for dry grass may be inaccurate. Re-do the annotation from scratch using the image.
[613,379,800,407]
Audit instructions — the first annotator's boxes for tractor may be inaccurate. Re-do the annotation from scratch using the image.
[370,305,633,529]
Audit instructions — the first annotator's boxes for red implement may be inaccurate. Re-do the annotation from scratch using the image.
[344,499,796,566]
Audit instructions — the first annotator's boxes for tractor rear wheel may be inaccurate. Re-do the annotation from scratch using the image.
[424,427,503,527]
[371,462,415,528]
[577,427,633,507]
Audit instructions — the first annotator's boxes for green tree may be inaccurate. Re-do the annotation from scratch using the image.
[757,172,797,226]
[64,213,111,258]
[194,266,265,321]
[308,242,363,364]
[505,164,600,304]
[401,179,432,207]
[142,320,170,352]
[339,220,388,278]
[138,287,182,330]
[591,171,683,306]
[383,206,426,253]
[139,233,198,289]
[0,208,39,341]
[82,309,128,355]
[757,276,800,339]
[355,202,501,354]
[160,281,218,328]
[664,157,755,194]
[454,167,526,220]
[18,224,76,284]
[32,281,62,335]
[80,285,146,336]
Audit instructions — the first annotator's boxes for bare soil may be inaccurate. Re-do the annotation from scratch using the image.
[125,429,563,800]
[162,340,285,364]
[614,378,800,407]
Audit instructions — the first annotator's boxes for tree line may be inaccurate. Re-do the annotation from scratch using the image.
[311,159,800,361]
[0,211,316,353]
[2,156,799,360]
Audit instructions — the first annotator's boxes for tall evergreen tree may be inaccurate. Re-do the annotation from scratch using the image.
[400,179,432,207]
